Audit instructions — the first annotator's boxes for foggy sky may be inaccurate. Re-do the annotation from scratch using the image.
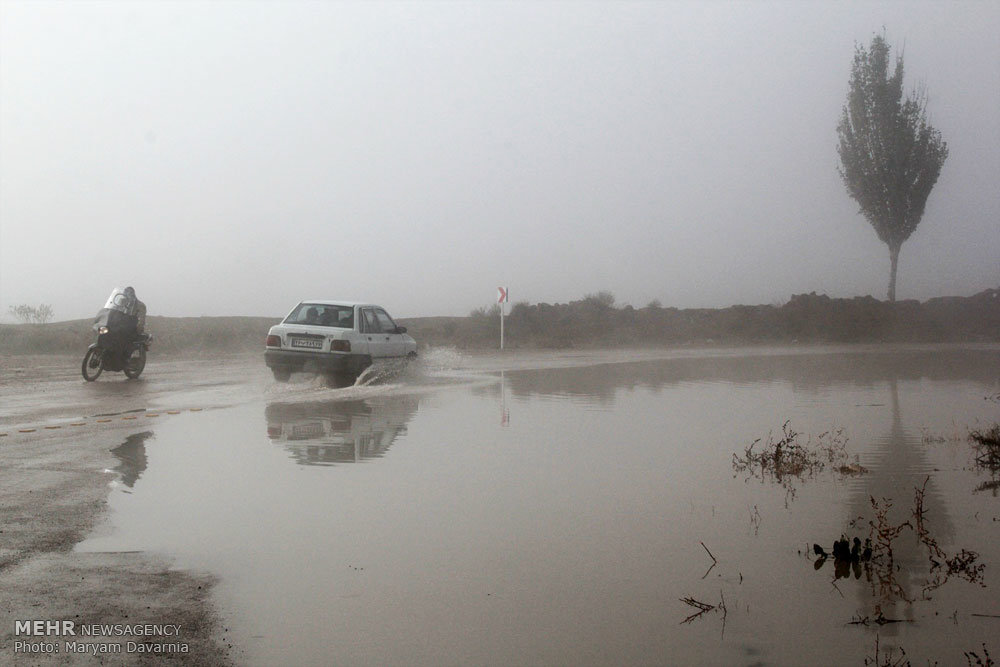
[1,1,998,322]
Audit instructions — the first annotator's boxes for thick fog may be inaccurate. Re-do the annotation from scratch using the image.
[1,1,997,321]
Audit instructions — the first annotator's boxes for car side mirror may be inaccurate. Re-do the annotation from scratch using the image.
[395,326,407,334]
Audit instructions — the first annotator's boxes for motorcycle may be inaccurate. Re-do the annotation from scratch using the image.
[81,288,153,382]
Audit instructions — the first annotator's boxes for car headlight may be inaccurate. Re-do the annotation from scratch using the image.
[98,326,109,335]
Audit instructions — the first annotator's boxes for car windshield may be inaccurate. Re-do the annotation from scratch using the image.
[284,303,355,329]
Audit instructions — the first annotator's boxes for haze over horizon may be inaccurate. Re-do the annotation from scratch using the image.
[1,1,998,322]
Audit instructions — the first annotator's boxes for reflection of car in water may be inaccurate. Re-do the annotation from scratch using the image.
[265,396,419,466]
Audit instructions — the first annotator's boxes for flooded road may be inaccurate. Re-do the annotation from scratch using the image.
[74,347,999,665]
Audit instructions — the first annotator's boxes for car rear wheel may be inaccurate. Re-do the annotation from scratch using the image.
[272,368,291,382]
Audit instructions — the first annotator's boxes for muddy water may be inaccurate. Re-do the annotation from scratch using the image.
[78,347,1000,666]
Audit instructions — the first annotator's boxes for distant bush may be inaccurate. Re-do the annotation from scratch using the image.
[469,304,501,318]
[8,303,53,324]
[583,291,616,308]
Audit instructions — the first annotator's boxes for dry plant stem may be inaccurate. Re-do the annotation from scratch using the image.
[679,596,716,624]
[964,643,993,667]
[914,476,946,564]
[864,633,910,667]
[680,597,714,612]
[850,613,908,626]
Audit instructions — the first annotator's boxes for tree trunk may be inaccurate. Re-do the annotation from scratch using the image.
[887,243,901,303]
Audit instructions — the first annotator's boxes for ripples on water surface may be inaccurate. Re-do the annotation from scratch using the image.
[78,347,1000,666]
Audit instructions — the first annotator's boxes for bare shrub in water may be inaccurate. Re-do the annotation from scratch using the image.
[867,495,914,613]
[732,421,862,494]
[862,479,985,617]
[969,425,1000,464]
[969,425,1000,496]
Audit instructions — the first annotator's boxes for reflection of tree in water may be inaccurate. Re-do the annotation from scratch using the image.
[503,349,998,404]
[845,379,957,628]
[110,431,154,488]
[265,396,419,467]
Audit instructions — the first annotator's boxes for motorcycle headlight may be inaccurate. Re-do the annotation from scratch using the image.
[98,326,109,335]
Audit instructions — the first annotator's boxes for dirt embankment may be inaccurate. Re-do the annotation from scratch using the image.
[2,289,998,355]
[0,316,280,356]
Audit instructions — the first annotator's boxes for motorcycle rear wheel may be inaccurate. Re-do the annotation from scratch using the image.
[82,348,104,381]
[123,344,147,379]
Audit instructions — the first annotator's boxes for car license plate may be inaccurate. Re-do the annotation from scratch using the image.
[292,423,325,439]
[290,338,323,349]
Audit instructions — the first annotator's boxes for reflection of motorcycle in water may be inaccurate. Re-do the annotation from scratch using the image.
[81,288,152,382]
[111,431,153,488]
[265,396,419,466]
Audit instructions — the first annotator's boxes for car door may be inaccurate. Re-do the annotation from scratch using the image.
[359,307,390,359]
[373,308,404,357]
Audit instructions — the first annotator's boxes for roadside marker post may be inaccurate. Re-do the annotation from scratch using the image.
[497,286,509,350]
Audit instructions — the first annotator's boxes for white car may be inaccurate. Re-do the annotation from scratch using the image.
[265,301,417,386]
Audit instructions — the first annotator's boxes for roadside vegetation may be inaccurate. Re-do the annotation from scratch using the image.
[415,288,1000,350]
[1,289,997,355]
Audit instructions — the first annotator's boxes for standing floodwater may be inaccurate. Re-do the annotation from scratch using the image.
[78,347,1000,666]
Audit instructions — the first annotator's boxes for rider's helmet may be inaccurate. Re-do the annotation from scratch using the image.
[124,286,136,298]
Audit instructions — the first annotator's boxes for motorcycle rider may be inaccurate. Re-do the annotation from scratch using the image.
[123,286,146,336]
[104,286,146,364]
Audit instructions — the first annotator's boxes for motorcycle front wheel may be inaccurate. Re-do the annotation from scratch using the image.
[123,344,147,379]
[82,347,104,381]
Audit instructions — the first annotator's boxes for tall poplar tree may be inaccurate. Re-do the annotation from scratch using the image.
[837,34,948,302]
